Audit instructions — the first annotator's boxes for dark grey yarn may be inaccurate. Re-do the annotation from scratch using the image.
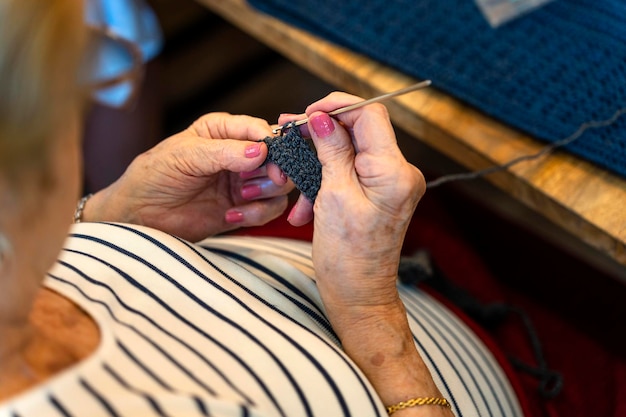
[262,126,322,202]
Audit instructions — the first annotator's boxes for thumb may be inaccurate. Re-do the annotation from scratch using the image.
[307,112,356,183]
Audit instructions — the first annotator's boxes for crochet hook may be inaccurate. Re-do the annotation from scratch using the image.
[272,79,432,134]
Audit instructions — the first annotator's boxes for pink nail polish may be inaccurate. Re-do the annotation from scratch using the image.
[241,184,262,199]
[287,201,298,222]
[225,210,244,223]
[310,113,335,138]
[245,143,262,158]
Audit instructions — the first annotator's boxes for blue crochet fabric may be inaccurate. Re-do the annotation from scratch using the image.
[248,0,626,178]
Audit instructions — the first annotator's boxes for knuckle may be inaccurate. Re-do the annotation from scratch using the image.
[367,102,390,119]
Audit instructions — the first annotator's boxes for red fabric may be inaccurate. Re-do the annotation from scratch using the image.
[423,287,535,417]
[231,187,626,417]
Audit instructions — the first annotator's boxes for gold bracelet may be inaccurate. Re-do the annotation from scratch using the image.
[73,193,93,223]
[386,397,452,415]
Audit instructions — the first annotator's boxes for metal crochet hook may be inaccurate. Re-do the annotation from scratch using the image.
[272,79,432,135]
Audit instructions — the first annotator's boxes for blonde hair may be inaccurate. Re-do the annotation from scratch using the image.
[0,0,86,183]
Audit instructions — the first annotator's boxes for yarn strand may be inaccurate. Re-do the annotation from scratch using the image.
[426,107,626,188]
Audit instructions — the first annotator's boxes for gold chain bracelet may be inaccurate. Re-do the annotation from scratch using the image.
[386,397,451,415]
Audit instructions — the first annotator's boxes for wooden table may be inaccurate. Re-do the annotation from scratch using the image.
[196,0,626,269]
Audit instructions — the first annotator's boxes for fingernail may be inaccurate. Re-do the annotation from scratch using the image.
[287,201,298,222]
[225,210,244,223]
[241,184,262,199]
[310,113,335,138]
[245,143,262,158]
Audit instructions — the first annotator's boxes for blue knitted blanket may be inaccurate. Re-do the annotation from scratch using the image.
[248,0,626,178]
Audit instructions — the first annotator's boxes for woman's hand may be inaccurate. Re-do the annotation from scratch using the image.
[280,94,452,416]
[279,92,426,311]
[83,112,294,242]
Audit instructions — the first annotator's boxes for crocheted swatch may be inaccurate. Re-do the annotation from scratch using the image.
[248,0,626,179]
[262,127,322,202]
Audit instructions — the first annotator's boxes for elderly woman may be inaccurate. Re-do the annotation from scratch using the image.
[0,0,522,416]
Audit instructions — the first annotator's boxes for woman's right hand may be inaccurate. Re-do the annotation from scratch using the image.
[279,92,425,313]
[278,93,452,416]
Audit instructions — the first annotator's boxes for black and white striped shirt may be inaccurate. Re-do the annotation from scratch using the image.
[1,222,522,417]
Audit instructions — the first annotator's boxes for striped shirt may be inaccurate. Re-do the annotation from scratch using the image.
[1,222,522,417]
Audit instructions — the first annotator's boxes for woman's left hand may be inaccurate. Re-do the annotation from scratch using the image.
[83,112,294,241]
